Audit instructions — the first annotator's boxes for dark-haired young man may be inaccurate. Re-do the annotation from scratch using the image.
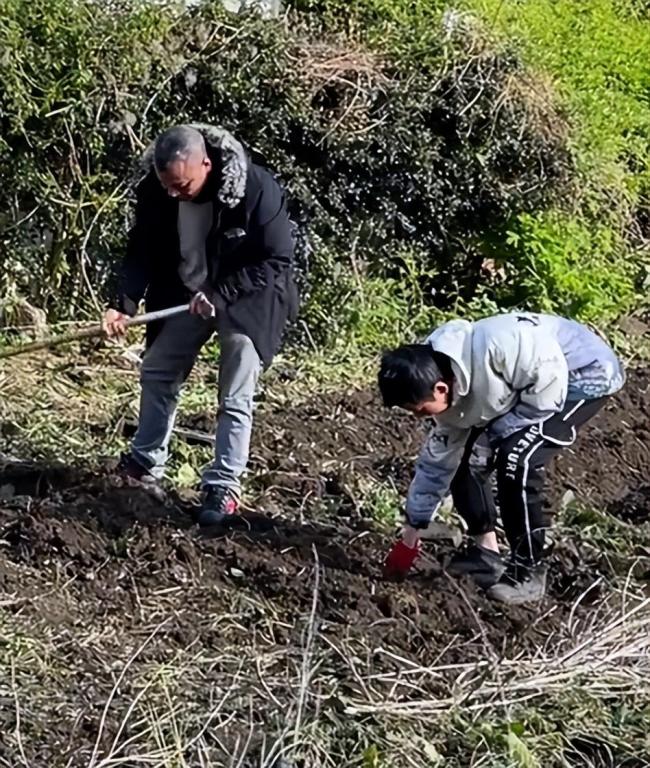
[378,312,624,604]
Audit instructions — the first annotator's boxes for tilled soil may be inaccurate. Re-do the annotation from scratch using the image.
[0,368,648,766]
[0,471,572,665]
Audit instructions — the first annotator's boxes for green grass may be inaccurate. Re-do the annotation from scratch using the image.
[468,0,650,187]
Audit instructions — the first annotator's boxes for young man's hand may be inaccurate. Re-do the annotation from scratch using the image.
[384,529,422,578]
[102,309,128,338]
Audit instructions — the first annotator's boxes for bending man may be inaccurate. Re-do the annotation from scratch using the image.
[379,312,624,604]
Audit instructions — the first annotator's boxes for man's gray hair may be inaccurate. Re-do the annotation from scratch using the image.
[153,125,207,171]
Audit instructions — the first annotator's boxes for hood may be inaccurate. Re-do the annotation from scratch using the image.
[426,319,473,401]
[139,124,248,208]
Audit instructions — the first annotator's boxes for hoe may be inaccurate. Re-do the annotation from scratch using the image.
[0,304,190,361]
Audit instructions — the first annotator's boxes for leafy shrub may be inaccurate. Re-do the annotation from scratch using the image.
[0,0,571,347]
[463,0,650,325]
[287,0,650,333]
[488,211,641,323]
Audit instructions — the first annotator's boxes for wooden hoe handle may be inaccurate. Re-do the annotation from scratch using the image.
[0,304,191,361]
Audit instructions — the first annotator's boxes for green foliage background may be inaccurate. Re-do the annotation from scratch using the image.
[0,0,648,349]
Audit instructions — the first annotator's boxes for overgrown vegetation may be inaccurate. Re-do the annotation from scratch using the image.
[0,0,579,350]
[290,0,650,328]
[1,0,647,354]
[467,0,650,324]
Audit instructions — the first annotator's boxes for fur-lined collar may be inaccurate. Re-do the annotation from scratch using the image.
[139,124,248,208]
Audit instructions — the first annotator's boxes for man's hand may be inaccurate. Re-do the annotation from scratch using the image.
[189,291,216,319]
[102,309,128,338]
[384,533,422,579]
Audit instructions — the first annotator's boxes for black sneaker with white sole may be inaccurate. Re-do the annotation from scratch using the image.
[446,544,506,589]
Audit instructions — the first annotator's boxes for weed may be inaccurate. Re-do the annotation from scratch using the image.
[360,478,402,528]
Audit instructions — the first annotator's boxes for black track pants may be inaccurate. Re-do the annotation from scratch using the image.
[450,398,607,564]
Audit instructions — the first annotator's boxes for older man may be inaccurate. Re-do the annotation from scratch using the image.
[104,124,298,525]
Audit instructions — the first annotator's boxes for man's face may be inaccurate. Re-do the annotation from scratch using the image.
[405,382,450,418]
[156,154,212,201]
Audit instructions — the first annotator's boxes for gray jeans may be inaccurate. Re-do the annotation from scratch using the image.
[130,313,261,492]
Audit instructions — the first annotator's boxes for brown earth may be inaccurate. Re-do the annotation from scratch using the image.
[0,368,649,766]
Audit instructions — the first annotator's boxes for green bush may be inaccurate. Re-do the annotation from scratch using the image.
[465,0,650,326]
[289,0,649,212]
[3,0,646,347]
[467,0,650,187]
[287,0,650,334]
[489,211,641,323]
[0,0,177,311]
[0,0,571,347]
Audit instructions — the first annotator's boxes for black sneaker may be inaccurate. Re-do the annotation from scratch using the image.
[115,453,165,501]
[488,561,548,605]
[117,452,155,483]
[446,544,505,589]
[198,486,241,528]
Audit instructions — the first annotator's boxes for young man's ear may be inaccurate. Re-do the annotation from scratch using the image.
[433,381,449,400]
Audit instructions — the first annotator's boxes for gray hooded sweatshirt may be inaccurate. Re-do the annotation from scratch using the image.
[406,312,624,527]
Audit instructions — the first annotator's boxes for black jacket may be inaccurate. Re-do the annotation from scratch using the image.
[112,125,298,366]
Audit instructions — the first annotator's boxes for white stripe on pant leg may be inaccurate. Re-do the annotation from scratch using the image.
[562,399,585,422]
[518,414,556,562]
[540,399,585,445]
[520,438,546,564]
[520,403,585,562]
[539,425,576,446]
